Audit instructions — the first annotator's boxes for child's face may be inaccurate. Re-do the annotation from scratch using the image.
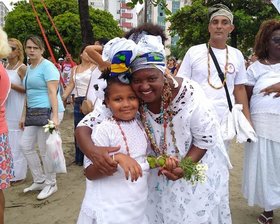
[105,82,139,121]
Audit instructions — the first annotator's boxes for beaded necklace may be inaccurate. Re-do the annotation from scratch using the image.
[111,117,144,156]
[207,43,228,89]
[140,78,179,156]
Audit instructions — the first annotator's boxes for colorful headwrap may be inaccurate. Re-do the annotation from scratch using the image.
[208,4,233,25]
[102,37,137,83]
[131,35,166,74]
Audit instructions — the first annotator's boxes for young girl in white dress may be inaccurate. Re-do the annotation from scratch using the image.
[77,69,150,224]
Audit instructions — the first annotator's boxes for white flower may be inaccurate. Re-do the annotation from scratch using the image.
[196,163,208,171]
[43,120,56,133]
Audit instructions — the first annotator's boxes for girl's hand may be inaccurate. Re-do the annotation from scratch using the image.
[114,153,142,182]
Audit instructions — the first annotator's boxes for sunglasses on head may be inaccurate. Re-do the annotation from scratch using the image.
[271,37,280,44]
[10,46,17,51]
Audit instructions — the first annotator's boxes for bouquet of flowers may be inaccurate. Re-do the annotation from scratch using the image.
[43,120,55,134]
[147,155,208,184]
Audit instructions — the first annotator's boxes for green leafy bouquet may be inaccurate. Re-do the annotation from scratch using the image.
[147,155,208,184]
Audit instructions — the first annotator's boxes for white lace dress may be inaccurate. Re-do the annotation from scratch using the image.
[145,79,232,224]
[242,61,280,211]
[5,66,27,181]
[77,118,150,224]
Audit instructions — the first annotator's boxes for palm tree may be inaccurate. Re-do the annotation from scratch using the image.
[78,0,94,44]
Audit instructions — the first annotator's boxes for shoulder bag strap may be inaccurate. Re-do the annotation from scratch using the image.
[208,44,233,111]
[24,69,29,108]
[73,66,80,97]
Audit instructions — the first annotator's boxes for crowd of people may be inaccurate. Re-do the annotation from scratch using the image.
[0,2,280,224]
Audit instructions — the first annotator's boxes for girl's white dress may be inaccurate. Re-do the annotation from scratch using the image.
[5,66,27,181]
[145,79,232,224]
[77,118,150,224]
[242,61,280,211]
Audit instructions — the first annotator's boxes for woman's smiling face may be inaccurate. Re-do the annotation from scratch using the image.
[130,68,164,104]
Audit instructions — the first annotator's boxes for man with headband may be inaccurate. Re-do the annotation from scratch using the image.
[177,3,251,150]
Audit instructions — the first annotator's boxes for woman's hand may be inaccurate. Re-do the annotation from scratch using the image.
[164,156,179,171]
[19,116,25,130]
[114,153,143,182]
[51,115,59,129]
[75,126,119,175]
[98,61,111,72]
[260,82,280,97]
[159,167,184,181]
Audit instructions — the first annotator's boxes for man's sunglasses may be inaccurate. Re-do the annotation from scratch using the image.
[271,37,280,44]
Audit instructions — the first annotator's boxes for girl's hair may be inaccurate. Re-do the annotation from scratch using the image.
[100,69,129,99]
[254,19,280,60]
[8,38,24,62]
[24,35,45,50]
[0,27,11,58]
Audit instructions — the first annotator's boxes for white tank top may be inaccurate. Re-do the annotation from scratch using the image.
[73,66,93,97]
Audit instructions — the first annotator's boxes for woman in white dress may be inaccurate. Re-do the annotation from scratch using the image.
[243,19,280,224]
[76,35,232,224]
[5,38,27,184]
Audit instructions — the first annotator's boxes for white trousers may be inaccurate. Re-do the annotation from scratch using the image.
[20,113,64,185]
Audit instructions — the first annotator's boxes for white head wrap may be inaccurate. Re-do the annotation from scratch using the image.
[131,35,166,74]
[209,4,233,25]
[102,37,137,63]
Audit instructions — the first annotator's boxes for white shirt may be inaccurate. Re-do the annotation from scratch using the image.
[177,43,247,123]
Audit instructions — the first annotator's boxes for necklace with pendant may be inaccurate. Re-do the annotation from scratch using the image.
[207,43,228,89]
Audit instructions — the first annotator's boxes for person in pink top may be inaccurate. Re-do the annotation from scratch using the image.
[0,27,14,224]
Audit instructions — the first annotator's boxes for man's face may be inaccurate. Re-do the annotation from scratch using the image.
[208,16,234,42]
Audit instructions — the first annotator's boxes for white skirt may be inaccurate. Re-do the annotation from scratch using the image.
[242,137,280,210]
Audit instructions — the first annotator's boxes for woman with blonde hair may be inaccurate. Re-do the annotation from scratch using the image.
[5,38,27,184]
[0,27,14,224]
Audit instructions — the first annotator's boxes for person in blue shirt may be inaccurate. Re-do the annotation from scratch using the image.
[19,35,65,200]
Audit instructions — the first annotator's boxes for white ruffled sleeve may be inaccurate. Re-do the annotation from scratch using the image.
[190,89,219,150]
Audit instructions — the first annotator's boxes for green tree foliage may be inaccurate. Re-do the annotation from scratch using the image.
[4,0,123,59]
[169,0,280,58]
